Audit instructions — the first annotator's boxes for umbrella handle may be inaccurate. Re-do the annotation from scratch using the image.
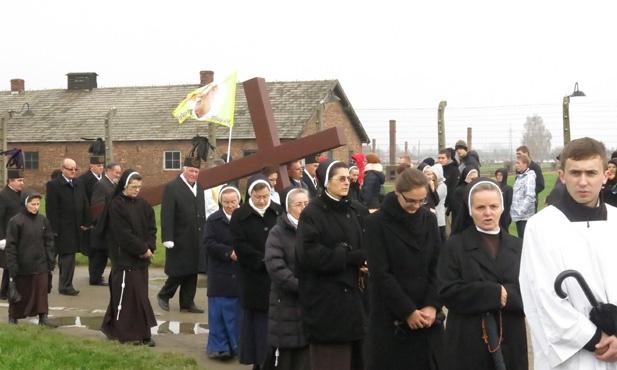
[554,269,600,307]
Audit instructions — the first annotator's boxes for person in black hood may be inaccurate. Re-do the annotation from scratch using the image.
[495,168,513,232]
[449,165,479,236]
[296,159,369,370]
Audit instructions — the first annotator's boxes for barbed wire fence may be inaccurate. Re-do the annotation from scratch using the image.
[356,99,617,165]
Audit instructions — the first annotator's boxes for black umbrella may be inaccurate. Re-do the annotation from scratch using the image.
[482,311,507,370]
[554,269,617,335]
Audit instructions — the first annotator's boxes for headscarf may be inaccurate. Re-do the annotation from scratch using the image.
[114,169,140,197]
[279,185,307,213]
[451,177,502,235]
[350,153,365,185]
[315,159,341,189]
[494,168,509,189]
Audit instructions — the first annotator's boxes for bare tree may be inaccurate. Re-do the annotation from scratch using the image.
[521,115,552,162]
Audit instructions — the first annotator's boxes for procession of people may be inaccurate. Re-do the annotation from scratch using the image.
[3,135,617,370]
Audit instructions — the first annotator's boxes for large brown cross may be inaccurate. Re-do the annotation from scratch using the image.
[92,77,346,214]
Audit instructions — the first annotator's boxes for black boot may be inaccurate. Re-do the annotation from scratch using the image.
[38,313,57,328]
[8,315,17,325]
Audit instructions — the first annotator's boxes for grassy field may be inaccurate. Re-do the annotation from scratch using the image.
[0,324,198,370]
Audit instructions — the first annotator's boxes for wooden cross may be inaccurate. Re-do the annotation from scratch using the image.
[92,77,346,214]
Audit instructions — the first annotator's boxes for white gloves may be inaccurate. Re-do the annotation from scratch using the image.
[163,241,174,249]
[0,239,5,250]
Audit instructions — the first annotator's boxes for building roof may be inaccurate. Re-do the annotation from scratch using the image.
[0,78,369,144]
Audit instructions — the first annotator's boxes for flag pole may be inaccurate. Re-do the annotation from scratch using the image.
[226,126,233,162]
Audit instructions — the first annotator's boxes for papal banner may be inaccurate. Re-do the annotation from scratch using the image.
[172,71,237,127]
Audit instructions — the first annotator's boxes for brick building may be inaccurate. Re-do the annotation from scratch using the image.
[0,71,370,193]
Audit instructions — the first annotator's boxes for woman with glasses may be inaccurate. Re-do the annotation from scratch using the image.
[203,186,243,361]
[296,159,369,370]
[437,178,527,370]
[263,187,311,370]
[364,168,445,369]
[261,164,281,205]
[99,169,157,346]
[231,173,283,370]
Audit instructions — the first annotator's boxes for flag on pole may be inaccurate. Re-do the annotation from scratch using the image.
[173,71,237,127]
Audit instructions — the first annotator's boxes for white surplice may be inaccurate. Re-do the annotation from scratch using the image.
[520,204,617,369]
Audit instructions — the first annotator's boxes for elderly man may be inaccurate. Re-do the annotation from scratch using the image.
[520,137,617,369]
[88,162,122,286]
[302,154,320,198]
[287,160,309,190]
[157,154,206,313]
[46,158,91,296]
[0,164,27,300]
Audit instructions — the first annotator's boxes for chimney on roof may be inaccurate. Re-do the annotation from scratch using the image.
[200,70,214,87]
[67,72,98,91]
[10,79,25,94]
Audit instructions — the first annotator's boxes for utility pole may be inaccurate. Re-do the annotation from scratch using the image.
[438,101,447,150]
[104,107,117,163]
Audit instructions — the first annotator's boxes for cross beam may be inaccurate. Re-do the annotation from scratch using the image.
[92,77,346,216]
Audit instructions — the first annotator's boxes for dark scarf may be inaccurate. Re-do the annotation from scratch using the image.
[381,192,425,242]
[553,189,607,222]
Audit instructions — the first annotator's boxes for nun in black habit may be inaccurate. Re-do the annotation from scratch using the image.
[99,169,157,346]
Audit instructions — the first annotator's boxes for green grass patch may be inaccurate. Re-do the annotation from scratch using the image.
[0,324,198,370]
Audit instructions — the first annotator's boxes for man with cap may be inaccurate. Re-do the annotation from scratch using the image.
[455,140,480,173]
[157,151,206,313]
[88,162,122,286]
[46,158,92,296]
[0,151,27,300]
[302,154,320,199]
[78,151,106,285]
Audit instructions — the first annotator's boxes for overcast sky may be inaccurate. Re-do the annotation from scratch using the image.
[2,1,616,156]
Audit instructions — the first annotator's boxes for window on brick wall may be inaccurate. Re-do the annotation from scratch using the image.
[242,149,258,157]
[164,151,181,170]
[24,152,39,170]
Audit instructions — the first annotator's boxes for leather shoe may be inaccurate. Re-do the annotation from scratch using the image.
[38,314,58,328]
[0,294,7,300]
[59,289,80,296]
[133,338,155,347]
[180,305,204,313]
[157,294,169,311]
[8,316,17,325]
[89,279,108,286]
[219,351,232,361]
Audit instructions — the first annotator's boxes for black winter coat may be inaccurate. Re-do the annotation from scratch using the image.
[365,192,444,370]
[6,210,55,276]
[45,176,91,255]
[442,160,460,208]
[437,226,528,370]
[160,176,205,276]
[105,194,156,270]
[265,214,307,349]
[78,170,100,204]
[0,185,25,268]
[203,209,240,298]
[296,193,368,344]
[362,170,385,209]
[231,201,282,310]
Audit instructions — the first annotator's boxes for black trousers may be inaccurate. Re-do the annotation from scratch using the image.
[58,253,76,292]
[158,274,198,308]
[88,246,109,284]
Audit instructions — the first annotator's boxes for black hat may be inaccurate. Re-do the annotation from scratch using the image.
[1,148,24,179]
[88,138,106,165]
[421,157,435,166]
[304,154,320,165]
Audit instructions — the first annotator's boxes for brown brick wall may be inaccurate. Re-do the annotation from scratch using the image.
[14,103,364,195]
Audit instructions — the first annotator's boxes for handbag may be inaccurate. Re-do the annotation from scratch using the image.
[8,279,21,303]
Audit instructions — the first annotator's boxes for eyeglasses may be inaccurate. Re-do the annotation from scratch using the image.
[222,200,239,206]
[333,176,351,183]
[398,192,427,206]
[63,166,78,172]
[290,201,309,208]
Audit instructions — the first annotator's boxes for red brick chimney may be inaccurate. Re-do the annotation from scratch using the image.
[200,70,214,87]
[10,79,25,94]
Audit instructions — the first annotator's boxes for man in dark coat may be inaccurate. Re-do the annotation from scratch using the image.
[455,140,480,173]
[78,154,104,284]
[287,161,309,189]
[0,167,27,300]
[157,156,206,313]
[88,162,122,286]
[302,154,320,199]
[46,158,91,296]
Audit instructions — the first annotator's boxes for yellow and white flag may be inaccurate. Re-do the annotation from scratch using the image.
[173,71,237,127]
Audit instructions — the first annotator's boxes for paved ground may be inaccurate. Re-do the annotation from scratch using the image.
[0,266,250,370]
